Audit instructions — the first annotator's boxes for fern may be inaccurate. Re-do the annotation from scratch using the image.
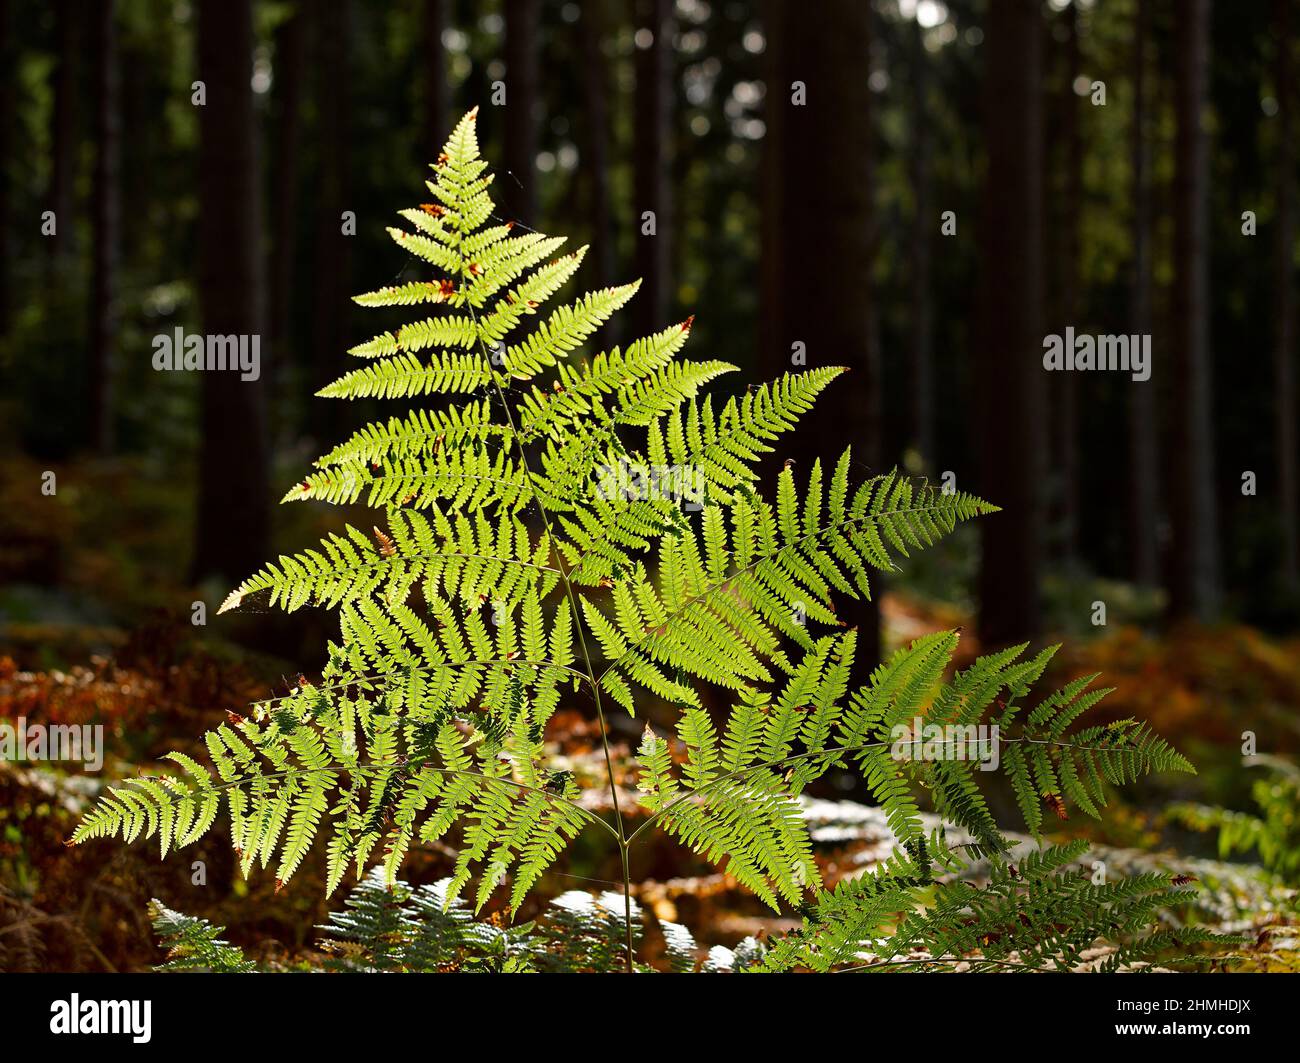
[761,839,1237,973]
[632,630,1191,908]
[154,869,653,974]
[73,108,1203,973]
[1169,756,1300,884]
[153,858,1234,975]
[150,901,256,973]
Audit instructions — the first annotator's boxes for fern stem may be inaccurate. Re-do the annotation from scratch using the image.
[619,839,635,973]
[461,270,637,974]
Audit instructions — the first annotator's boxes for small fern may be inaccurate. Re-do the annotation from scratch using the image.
[761,839,1235,973]
[154,869,659,974]
[150,902,255,973]
[74,109,1204,973]
[1169,756,1300,884]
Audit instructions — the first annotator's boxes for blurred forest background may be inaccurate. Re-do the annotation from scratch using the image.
[3,0,1300,972]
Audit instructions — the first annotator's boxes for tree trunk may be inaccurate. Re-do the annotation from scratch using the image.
[1275,0,1297,589]
[1056,0,1082,565]
[1168,0,1221,621]
[270,10,305,352]
[907,18,933,467]
[0,0,12,338]
[976,0,1045,649]
[423,0,448,161]
[89,0,120,454]
[1129,0,1160,587]
[760,0,880,669]
[311,0,353,440]
[192,0,271,584]
[48,0,76,262]
[581,0,615,348]
[633,0,673,337]
[503,0,539,223]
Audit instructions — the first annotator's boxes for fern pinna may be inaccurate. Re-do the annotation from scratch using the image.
[74,110,1204,972]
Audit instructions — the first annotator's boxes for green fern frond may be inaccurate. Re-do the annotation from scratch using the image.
[762,840,1237,972]
[149,901,255,973]
[584,458,993,695]
[217,510,557,614]
[313,402,504,470]
[650,367,845,501]
[632,627,1195,907]
[74,107,1193,966]
[286,444,529,511]
[317,350,493,400]
[74,707,595,906]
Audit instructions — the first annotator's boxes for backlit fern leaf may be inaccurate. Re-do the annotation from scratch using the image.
[585,457,993,700]
[150,902,256,973]
[74,108,1201,969]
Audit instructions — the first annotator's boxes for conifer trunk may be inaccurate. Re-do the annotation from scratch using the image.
[581,0,614,296]
[976,0,1045,648]
[1275,0,1297,589]
[192,0,271,584]
[1129,0,1160,587]
[504,0,539,223]
[908,18,934,466]
[1057,0,1082,565]
[270,10,305,353]
[633,0,673,337]
[310,0,353,440]
[0,0,11,339]
[1168,0,1221,621]
[423,0,448,164]
[89,0,120,454]
[760,0,880,669]
[48,0,76,263]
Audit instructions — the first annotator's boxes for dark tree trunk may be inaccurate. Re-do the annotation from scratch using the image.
[907,18,933,466]
[423,0,448,160]
[270,10,305,352]
[581,0,615,339]
[633,0,673,337]
[976,0,1044,649]
[1056,0,1082,565]
[89,0,120,454]
[503,0,539,223]
[1129,0,1160,587]
[760,0,880,669]
[1168,0,1221,621]
[1275,0,1298,588]
[0,0,12,338]
[48,0,76,262]
[311,0,353,440]
[759,0,785,375]
[192,0,271,584]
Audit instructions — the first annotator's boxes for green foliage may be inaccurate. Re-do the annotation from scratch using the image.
[156,854,1235,975]
[153,869,657,974]
[150,901,255,973]
[635,630,1191,909]
[1169,756,1300,884]
[761,839,1235,973]
[318,869,534,972]
[76,109,1208,972]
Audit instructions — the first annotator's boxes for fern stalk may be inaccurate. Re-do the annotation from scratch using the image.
[460,231,638,972]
